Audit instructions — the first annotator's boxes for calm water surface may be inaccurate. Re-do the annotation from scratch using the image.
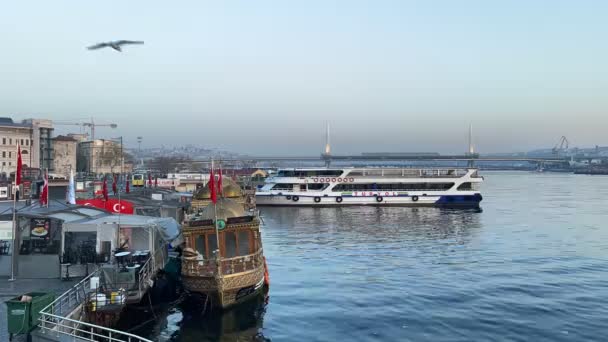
[143,172,608,341]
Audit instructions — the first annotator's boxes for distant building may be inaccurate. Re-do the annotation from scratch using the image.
[22,119,54,171]
[51,135,77,177]
[67,133,89,142]
[0,118,34,178]
[77,139,124,175]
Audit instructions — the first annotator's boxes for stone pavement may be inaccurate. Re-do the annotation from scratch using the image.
[0,277,77,342]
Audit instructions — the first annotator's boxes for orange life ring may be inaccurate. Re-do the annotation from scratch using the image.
[263,257,270,287]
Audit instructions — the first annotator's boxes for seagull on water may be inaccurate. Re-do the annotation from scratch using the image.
[87,40,144,52]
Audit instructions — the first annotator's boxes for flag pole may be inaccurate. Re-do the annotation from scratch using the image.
[211,159,222,278]
[9,145,19,281]
[46,168,49,208]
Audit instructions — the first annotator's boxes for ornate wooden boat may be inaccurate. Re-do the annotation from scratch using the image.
[181,198,268,309]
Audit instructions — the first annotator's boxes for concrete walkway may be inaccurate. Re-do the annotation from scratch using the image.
[0,277,77,342]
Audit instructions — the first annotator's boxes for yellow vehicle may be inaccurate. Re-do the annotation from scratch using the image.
[132,173,145,187]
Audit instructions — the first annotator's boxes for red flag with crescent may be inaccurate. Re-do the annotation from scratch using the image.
[208,167,217,204]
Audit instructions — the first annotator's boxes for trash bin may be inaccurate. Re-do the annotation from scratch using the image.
[5,292,55,340]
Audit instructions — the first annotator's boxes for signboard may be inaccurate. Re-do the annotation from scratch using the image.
[76,199,135,214]
[0,221,12,239]
[0,186,8,199]
[30,218,50,240]
[155,178,179,188]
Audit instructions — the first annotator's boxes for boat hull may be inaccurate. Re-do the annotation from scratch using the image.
[182,266,266,309]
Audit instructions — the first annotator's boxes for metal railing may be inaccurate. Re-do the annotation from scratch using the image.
[136,247,166,300]
[41,269,100,319]
[38,268,152,342]
[39,314,152,342]
[182,249,264,277]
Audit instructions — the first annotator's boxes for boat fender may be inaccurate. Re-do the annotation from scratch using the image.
[292,196,299,202]
[376,196,383,203]
[314,197,321,203]
[412,195,419,202]
[263,257,270,287]
[336,196,343,203]
[286,195,292,200]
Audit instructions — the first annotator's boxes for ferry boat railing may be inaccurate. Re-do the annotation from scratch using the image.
[38,269,153,342]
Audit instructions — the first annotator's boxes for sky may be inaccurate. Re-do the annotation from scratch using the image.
[1,1,607,155]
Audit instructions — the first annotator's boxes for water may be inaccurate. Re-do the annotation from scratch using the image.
[141,172,608,341]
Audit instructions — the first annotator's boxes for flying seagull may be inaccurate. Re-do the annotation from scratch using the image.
[87,40,144,52]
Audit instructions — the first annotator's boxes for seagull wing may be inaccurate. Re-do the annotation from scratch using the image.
[87,42,110,50]
[115,40,144,46]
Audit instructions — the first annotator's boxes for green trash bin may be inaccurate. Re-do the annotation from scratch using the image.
[5,292,55,339]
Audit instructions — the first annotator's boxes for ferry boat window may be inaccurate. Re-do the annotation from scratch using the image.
[271,183,296,190]
[307,183,328,190]
[457,182,477,190]
[237,231,251,255]
[277,170,296,177]
[196,235,206,257]
[278,170,343,177]
[224,232,237,258]
[332,183,455,191]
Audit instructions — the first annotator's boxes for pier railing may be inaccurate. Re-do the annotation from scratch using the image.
[137,247,166,300]
[38,269,152,342]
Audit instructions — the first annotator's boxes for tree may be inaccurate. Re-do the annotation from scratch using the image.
[147,156,188,175]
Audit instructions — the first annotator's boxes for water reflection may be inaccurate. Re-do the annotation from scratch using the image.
[261,206,482,248]
[134,292,269,342]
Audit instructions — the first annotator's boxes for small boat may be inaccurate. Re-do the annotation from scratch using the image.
[181,198,268,309]
[256,167,483,208]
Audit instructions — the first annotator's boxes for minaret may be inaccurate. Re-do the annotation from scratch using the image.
[467,123,475,167]
[468,123,474,155]
[322,122,331,167]
[324,122,331,155]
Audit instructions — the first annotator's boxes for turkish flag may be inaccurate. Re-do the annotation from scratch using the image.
[208,168,217,204]
[39,170,49,206]
[77,198,135,214]
[16,145,22,186]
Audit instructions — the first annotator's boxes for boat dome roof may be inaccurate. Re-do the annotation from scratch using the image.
[194,178,243,200]
[199,198,246,221]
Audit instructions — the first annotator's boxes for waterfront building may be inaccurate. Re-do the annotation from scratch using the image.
[77,139,124,175]
[51,135,77,177]
[22,118,54,171]
[0,118,35,178]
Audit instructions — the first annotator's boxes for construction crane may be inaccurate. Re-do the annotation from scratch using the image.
[552,136,570,156]
[54,118,117,141]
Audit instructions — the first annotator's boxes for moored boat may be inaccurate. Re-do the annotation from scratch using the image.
[181,198,268,309]
[256,167,483,208]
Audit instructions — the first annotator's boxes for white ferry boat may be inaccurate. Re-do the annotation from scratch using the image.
[256,167,483,208]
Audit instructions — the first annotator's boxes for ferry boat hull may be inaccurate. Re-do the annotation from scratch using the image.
[256,167,483,208]
[256,193,482,208]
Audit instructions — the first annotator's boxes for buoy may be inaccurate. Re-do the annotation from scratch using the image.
[263,257,270,287]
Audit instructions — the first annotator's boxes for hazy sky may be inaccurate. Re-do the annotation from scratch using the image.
[1,1,607,155]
